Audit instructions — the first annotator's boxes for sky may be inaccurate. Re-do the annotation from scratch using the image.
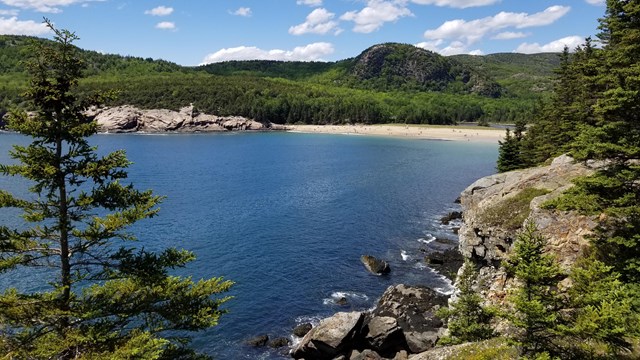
[0,0,606,66]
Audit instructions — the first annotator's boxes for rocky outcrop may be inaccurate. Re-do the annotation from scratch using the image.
[458,154,598,306]
[88,105,280,133]
[292,285,446,359]
[361,255,391,275]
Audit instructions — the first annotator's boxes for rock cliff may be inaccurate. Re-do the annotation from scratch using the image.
[87,105,279,133]
[458,154,598,306]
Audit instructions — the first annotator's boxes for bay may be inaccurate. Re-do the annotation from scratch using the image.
[0,132,497,359]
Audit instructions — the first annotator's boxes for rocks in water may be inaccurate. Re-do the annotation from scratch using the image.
[90,105,272,133]
[440,211,462,225]
[293,323,313,337]
[246,334,269,347]
[268,337,290,348]
[424,248,464,281]
[336,297,349,306]
[292,311,365,359]
[361,255,391,275]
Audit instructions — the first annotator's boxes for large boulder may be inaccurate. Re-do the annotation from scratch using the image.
[373,285,447,353]
[363,316,407,357]
[292,311,365,359]
[361,255,391,275]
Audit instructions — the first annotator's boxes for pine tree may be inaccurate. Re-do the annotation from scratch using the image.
[437,259,495,344]
[0,20,232,359]
[559,256,639,357]
[504,222,562,357]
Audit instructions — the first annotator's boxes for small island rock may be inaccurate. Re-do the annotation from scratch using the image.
[361,255,391,275]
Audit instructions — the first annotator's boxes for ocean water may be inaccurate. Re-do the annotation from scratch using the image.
[0,132,498,359]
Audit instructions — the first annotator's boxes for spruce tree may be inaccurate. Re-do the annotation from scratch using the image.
[504,222,562,357]
[437,259,495,344]
[0,20,232,359]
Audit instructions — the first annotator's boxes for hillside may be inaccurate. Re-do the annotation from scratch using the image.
[0,35,559,125]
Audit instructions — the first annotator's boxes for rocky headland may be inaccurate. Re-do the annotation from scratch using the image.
[88,105,282,133]
[286,154,597,359]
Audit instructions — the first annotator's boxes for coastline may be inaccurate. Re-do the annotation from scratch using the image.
[286,124,505,143]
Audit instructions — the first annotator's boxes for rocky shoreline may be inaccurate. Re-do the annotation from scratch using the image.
[270,154,597,360]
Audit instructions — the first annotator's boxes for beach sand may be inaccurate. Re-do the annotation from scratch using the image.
[286,124,505,143]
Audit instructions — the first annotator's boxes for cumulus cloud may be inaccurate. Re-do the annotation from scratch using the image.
[155,21,175,30]
[201,42,334,64]
[410,0,500,8]
[0,16,50,34]
[340,0,413,33]
[145,5,173,16]
[231,7,251,17]
[297,0,322,6]
[289,8,341,35]
[415,40,482,55]
[585,0,604,5]
[0,0,103,13]
[515,35,584,53]
[423,5,570,48]
[492,31,528,40]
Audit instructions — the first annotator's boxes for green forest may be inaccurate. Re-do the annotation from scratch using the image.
[0,36,558,126]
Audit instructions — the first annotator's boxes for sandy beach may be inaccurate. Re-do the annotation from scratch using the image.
[286,124,506,143]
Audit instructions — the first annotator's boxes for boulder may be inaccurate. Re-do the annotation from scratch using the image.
[350,349,383,360]
[246,334,269,347]
[268,337,290,348]
[440,211,462,225]
[373,285,447,353]
[424,249,464,281]
[363,316,407,356]
[293,323,313,337]
[292,311,365,359]
[361,255,391,275]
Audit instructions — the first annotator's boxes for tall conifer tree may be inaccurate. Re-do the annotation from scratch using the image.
[0,21,232,359]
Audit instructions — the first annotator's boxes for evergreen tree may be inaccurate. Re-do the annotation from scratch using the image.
[437,259,495,344]
[0,20,232,359]
[504,222,562,357]
[497,120,527,172]
[559,256,639,357]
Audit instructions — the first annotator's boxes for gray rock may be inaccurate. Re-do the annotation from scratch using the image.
[361,255,391,275]
[292,311,365,359]
[293,323,313,337]
[246,334,269,347]
[364,316,406,356]
[268,337,290,348]
[350,349,383,360]
[373,285,447,353]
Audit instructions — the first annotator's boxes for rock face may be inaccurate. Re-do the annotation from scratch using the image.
[88,105,277,133]
[361,255,391,275]
[458,154,598,306]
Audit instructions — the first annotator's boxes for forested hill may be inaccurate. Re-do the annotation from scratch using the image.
[1,35,559,125]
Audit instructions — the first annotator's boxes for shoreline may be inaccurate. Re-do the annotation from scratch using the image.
[286,124,505,143]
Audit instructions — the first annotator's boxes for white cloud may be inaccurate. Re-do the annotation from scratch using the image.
[231,7,252,17]
[155,21,175,30]
[340,0,413,33]
[297,0,322,6]
[492,31,528,40]
[145,5,173,16]
[515,35,584,53]
[0,0,103,13]
[585,0,604,5]
[423,5,570,44]
[201,42,334,64]
[409,0,500,8]
[289,8,341,35]
[0,8,19,15]
[0,16,50,34]
[415,40,481,55]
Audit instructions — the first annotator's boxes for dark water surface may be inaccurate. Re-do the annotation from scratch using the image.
[0,132,497,359]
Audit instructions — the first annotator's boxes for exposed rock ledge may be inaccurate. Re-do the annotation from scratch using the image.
[87,105,284,133]
[459,154,598,307]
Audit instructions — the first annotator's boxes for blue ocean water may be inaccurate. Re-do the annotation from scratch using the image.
[0,132,497,359]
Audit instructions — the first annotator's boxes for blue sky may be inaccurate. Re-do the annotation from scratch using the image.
[0,0,606,66]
